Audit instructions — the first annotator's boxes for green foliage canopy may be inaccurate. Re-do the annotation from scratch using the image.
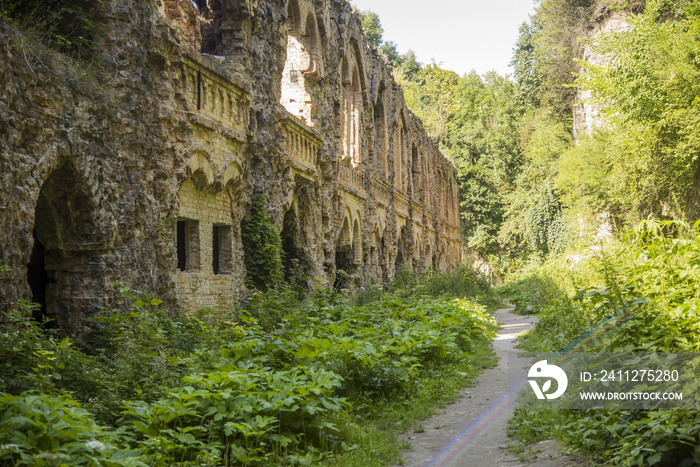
[576,0,700,221]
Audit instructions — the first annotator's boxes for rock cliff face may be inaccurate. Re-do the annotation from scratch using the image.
[0,0,462,333]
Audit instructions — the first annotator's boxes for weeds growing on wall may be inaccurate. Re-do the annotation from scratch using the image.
[505,219,700,466]
[0,0,106,59]
[0,271,498,466]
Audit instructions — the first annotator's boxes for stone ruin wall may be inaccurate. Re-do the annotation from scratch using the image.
[0,0,462,333]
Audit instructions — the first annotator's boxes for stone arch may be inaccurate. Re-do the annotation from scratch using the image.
[374,100,387,176]
[302,12,322,77]
[337,207,353,250]
[220,159,242,188]
[369,220,384,283]
[393,114,407,193]
[287,0,302,32]
[177,151,215,186]
[395,224,407,274]
[414,231,423,272]
[350,66,361,166]
[334,207,356,288]
[426,239,435,271]
[349,40,368,94]
[341,54,362,166]
[438,243,447,272]
[449,173,458,225]
[376,213,386,236]
[411,144,422,200]
[281,0,323,125]
[281,195,311,291]
[28,161,109,333]
[314,3,330,53]
[352,213,362,265]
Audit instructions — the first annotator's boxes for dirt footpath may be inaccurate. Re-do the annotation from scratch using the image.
[396,304,591,467]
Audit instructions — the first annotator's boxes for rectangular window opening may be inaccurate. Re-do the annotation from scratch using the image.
[196,71,202,110]
[177,219,200,271]
[213,224,232,275]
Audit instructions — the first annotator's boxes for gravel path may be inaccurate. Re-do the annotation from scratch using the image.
[396,303,591,467]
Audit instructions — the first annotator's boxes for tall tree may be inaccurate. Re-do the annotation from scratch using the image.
[357,9,383,48]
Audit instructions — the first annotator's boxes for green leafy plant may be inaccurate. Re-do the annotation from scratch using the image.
[0,270,499,466]
[1,0,106,59]
[509,219,700,465]
[0,392,144,466]
[242,194,284,291]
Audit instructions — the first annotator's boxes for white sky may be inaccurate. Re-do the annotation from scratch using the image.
[350,0,537,77]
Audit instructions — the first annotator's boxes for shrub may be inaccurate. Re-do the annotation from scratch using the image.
[0,274,498,466]
[122,366,345,466]
[1,0,106,59]
[0,392,143,466]
[509,219,700,465]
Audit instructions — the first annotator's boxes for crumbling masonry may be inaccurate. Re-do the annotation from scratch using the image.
[0,0,462,332]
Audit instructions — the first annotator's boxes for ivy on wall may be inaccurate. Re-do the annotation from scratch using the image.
[525,185,571,258]
[241,193,284,291]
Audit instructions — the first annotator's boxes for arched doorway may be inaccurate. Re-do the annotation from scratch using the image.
[27,162,107,333]
[334,212,355,289]
[281,201,311,294]
[395,226,406,275]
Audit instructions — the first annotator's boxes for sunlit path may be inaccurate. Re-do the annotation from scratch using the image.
[397,303,589,467]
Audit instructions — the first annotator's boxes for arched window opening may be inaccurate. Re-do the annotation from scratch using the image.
[411,145,421,201]
[340,56,362,166]
[341,59,351,160]
[426,242,433,271]
[281,3,323,125]
[440,173,447,218]
[334,214,356,289]
[350,68,361,166]
[395,227,407,274]
[370,225,384,283]
[374,102,387,176]
[352,217,362,265]
[412,233,422,272]
[393,125,405,192]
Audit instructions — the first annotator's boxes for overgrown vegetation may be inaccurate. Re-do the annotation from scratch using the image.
[574,0,700,223]
[505,219,700,466]
[0,269,499,466]
[350,1,700,465]
[0,0,105,59]
[492,2,700,464]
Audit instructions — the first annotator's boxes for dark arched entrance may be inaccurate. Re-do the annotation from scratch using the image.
[281,204,311,294]
[27,162,107,333]
[395,226,406,274]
